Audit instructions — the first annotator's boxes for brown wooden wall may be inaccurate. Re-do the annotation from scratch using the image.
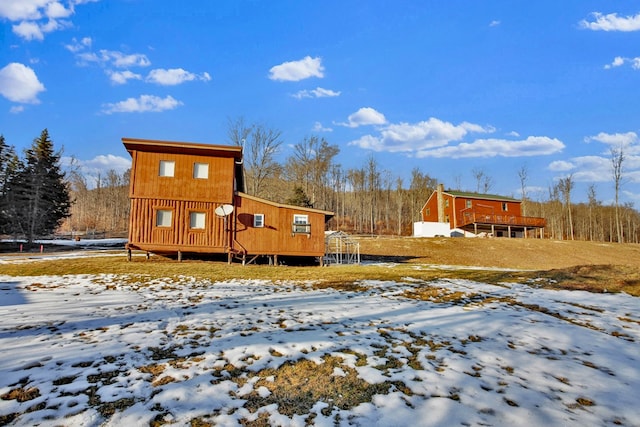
[233,195,327,257]
[129,151,235,203]
[128,198,228,253]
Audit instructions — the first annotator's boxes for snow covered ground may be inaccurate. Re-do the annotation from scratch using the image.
[0,268,638,426]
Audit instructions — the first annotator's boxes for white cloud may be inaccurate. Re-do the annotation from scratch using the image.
[580,12,640,32]
[489,20,501,27]
[108,70,142,85]
[548,160,575,172]
[604,56,640,70]
[413,136,565,159]
[146,68,211,85]
[341,107,387,128]
[1,0,85,40]
[584,131,638,147]
[0,62,46,103]
[348,116,495,153]
[269,56,324,82]
[101,95,183,114]
[62,154,131,188]
[292,87,340,99]
[0,0,49,21]
[10,105,25,114]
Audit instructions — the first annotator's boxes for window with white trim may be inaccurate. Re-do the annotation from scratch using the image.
[159,160,175,177]
[502,202,508,211]
[156,209,173,227]
[190,212,206,229]
[254,213,264,228]
[293,214,310,234]
[466,200,472,208]
[193,162,209,179]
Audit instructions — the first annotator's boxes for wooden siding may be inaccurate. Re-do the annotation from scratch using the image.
[233,195,328,257]
[129,151,235,203]
[421,192,544,229]
[128,198,228,252]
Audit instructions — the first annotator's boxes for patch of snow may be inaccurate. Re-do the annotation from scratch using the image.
[0,270,638,426]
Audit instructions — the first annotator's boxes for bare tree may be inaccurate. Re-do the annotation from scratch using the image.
[611,145,624,243]
[517,164,528,216]
[472,167,493,193]
[558,175,574,240]
[227,118,283,198]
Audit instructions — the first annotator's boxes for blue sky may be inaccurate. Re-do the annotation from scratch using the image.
[1,1,640,205]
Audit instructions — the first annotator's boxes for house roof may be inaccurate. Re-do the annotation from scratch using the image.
[445,190,521,203]
[122,138,243,158]
[238,192,334,218]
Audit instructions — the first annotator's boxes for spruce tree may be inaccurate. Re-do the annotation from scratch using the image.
[11,129,71,243]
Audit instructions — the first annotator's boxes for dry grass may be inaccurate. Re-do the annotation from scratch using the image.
[2,237,640,296]
[240,355,392,417]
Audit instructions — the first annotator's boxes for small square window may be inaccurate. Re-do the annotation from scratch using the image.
[502,202,508,211]
[159,160,175,177]
[193,163,209,179]
[466,200,472,208]
[190,212,206,229]
[156,209,172,227]
[293,214,310,234]
[445,199,449,208]
[254,213,264,228]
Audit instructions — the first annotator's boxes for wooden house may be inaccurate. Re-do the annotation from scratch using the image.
[419,184,546,237]
[123,138,333,263]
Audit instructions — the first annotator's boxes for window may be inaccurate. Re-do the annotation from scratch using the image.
[502,202,508,212]
[156,209,173,227]
[159,160,175,177]
[293,214,310,234]
[190,212,206,229]
[425,208,430,216]
[254,213,264,228]
[466,200,472,208]
[193,163,209,179]
[445,199,449,208]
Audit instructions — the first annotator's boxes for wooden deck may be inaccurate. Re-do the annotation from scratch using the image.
[458,211,546,229]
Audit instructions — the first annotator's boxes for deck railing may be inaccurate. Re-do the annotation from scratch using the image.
[459,211,546,228]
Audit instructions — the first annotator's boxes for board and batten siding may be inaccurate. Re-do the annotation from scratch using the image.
[128,198,228,252]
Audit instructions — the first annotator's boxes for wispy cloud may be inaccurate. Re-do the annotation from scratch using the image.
[489,20,501,27]
[101,95,183,114]
[0,62,46,104]
[413,136,564,159]
[312,122,333,132]
[292,87,340,99]
[269,56,324,82]
[580,12,640,32]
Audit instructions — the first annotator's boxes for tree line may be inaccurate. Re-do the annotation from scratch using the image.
[2,124,638,244]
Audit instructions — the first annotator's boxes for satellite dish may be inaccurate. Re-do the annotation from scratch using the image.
[215,204,234,217]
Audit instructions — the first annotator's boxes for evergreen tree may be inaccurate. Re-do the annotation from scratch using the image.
[10,129,71,242]
[286,186,313,208]
[0,135,20,234]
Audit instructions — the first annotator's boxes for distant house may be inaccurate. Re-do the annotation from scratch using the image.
[416,184,546,238]
[123,138,333,264]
